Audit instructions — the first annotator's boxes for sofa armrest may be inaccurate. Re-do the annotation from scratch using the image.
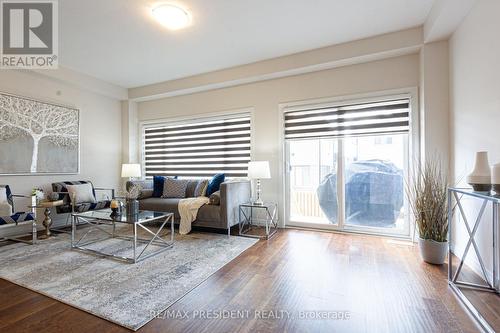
[126,180,154,200]
[220,181,251,229]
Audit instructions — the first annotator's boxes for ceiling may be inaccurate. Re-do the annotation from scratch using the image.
[60,0,436,88]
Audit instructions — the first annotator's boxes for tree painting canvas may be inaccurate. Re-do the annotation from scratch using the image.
[0,92,79,175]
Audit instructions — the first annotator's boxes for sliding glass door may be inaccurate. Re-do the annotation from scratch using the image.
[288,139,338,225]
[284,97,412,237]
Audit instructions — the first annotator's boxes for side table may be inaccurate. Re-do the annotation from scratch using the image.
[239,202,278,239]
[29,200,64,239]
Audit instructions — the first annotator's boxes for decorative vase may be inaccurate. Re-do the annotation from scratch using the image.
[418,238,448,265]
[110,207,119,218]
[492,163,500,194]
[126,199,139,216]
[466,151,491,192]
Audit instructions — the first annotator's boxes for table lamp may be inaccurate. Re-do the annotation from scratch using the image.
[247,161,271,205]
[121,163,141,181]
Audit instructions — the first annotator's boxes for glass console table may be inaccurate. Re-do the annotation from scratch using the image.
[448,188,499,333]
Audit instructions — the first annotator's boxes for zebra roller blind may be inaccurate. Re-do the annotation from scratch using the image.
[143,114,251,178]
[284,98,410,140]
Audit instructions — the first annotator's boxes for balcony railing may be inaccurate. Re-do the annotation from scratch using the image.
[290,189,326,220]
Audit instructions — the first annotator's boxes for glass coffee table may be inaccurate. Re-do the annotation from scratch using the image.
[71,209,174,264]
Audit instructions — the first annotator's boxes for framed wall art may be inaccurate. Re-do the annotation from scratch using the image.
[0,92,79,175]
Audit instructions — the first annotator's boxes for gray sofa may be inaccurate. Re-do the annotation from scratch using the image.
[126,179,251,234]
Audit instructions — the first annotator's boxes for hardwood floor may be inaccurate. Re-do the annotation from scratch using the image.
[0,229,494,332]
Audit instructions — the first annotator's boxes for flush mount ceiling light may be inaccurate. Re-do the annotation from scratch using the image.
[152,3,191,30]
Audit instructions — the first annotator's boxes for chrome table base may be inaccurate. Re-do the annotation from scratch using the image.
[239,202,278,240]
[448,188,499,333]
[71,213,174,264]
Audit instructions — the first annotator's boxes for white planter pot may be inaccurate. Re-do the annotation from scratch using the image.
[418,238,448,265]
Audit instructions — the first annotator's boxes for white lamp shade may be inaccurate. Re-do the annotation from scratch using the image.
[121,164,141,178]
[247,161,271,179]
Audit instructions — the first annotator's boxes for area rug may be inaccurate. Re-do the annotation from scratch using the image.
[0,227,258,331]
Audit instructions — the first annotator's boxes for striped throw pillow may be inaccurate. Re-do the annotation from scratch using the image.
[194,179,209,197]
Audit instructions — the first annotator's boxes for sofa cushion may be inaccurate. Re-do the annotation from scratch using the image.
[127,180,153,190]
[57,200,111,214]
[185,180,199,198]
[153,176,179,197]
[162,178,190,198]
[0,212,35,226]
[195,204,221,223]
[139,189,153,199]
[152,176,165,197]
[52,181,95,208]
[207,173,225,196]
[208,190,221,205]
[139,198,181,219]
[127,180,153,199]
[138,197,220,224]
[66,183,97,204]
[194,179,209,197]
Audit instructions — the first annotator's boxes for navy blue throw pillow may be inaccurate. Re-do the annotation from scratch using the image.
[152,176,165,197]
[206,173,225,196]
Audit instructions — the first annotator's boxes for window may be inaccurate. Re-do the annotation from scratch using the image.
[142,113,251,178]
[284,97,412,236]
[374,137,393,145]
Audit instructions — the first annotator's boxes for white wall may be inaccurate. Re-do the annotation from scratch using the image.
[138,54,420,226]
[129,28,422,101]
[449,0,500,282]
[0,69,123,232]
[419,41,450,171]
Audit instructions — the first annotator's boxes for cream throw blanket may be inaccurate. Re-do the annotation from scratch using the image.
[178,197,210,235]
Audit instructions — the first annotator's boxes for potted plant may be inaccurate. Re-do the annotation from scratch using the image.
[31,187,45,205]
[406,159,448,265]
